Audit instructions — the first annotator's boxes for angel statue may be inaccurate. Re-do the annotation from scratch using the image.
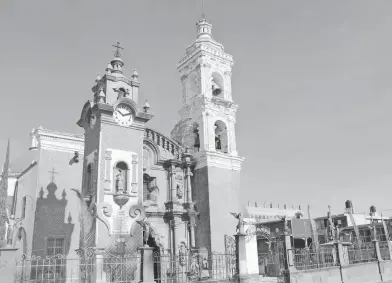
[136,219,151,246]
[230,212,246,234]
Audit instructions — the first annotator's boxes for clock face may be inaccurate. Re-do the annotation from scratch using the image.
[114,104,133,126]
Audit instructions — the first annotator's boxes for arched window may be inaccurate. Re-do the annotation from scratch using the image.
[86,164,93,194]
[214,120,228,153]
[143,174,158,203]
[114,162,128,193]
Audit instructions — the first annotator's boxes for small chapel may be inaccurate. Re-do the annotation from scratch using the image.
[2,14,244,263]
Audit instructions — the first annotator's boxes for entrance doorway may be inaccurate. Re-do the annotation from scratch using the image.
[147,234,161,282]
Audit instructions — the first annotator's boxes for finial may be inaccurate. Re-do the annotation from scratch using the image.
[112,41,124,58]
[132,69,139,81]
[143,98,150,113]
[201,0,205,19]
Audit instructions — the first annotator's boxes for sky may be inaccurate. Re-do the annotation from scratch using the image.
[0,1,392,218]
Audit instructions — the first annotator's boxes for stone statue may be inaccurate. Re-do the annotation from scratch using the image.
[136,219,151,246]
[115,169,125,194]
[230,212,246,234]
[215,135,221,150]
[327,214,336,241]
[30,129,38,149]
[179,242,187,266]
[6,215,15,246]
[189,253,200,280]
[176,184,183,199]
[201,257,210,279]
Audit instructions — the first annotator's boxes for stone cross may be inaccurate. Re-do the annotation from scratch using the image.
[49,167,58,183]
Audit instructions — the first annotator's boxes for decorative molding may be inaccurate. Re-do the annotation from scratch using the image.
[35,127,84,154]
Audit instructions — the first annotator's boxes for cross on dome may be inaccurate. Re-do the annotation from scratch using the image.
[112,41,124,58]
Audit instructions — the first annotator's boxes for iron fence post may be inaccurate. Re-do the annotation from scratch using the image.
[335,242,347,267]
[373,240,382,261]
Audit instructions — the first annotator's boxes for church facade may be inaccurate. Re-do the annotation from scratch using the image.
[5,15,244,262]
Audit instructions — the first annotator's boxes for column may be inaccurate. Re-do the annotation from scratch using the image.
[234,232,248,277]
[131,154,138,194]
[139,246,155,283]
[189,216,197,249]
[186,166,193,203]
[169,163,176,201]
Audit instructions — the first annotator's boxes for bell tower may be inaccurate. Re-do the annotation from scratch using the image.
[171,16,244,252]
[77,43,153,252]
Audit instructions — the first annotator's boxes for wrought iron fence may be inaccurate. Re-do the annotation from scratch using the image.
[152,249,236,283]
[14,248,141,283]
[292,247,336,271]
[347,242,376,264]
[379,241,391,260]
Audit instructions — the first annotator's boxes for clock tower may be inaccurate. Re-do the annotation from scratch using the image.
[77,43,153,252]
[171,16,244,252]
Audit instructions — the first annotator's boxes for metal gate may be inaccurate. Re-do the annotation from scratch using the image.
[268,236,289,283]
[224,235,237,278]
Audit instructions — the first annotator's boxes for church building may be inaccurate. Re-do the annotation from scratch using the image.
[3,14,244,261]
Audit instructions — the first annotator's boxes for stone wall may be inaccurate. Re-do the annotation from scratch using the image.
[289,261,390,283]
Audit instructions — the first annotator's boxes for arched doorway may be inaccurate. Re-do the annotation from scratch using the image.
[146,231,162,283]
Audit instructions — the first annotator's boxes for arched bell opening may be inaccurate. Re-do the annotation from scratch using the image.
[214,120,228,153]
[211,72,224,99]
[193,122,200,152]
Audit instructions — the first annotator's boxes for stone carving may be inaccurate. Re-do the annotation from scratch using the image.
[175,175,184,199]
[189,253,200,280]
[230,212,245,234]
[102,202,113,218]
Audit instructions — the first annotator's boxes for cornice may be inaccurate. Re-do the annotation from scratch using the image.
[193,150,244,171]
[177,44,234,72]
[37,127,84,142]
[36,127,85,154]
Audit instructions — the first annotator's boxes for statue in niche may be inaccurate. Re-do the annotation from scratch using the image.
[176,184,184,199]
[115,168,126,194]
[215,135,221,150]
[179,242,187,266]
